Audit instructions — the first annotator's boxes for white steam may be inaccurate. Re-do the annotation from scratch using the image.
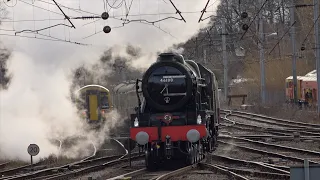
[0,52,123,162]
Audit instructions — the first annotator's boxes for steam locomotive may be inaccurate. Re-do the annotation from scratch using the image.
[129,52,220,170]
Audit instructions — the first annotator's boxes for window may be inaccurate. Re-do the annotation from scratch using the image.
[100,93,109,108]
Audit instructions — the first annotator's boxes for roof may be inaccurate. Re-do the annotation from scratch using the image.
[76,84,109,93]
[285,76,317,82]
[305,70,316,77]
[113,81,142,94]
[285,76,304,80]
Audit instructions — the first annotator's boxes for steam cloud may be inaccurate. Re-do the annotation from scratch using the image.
[0,0,220,162]
[0,52,124,162]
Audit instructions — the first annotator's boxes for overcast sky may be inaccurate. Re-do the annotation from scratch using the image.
[1,0,220,69]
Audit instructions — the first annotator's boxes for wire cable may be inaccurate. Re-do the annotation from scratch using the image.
[268,21,296,55]
[3,0,17,7]
[121,16,183,25]
[239,0,268,40]
[19,0,63,16]
[300,10,320,49]
[0,32,89,45]
[107,0,124,9]
[15,23,74,35]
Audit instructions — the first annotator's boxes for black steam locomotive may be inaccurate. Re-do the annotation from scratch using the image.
[129,52,221,170]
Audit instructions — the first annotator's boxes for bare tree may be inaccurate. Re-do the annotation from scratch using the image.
[0,3,11,90]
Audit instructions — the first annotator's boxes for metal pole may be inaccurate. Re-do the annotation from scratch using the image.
[304,159,310,180]
[203,49,207,65]
[290,0,298,104]
[314,0,320,117]
[258,0,266,104]
[222,18,228,101]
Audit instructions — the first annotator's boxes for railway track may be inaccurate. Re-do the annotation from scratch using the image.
[210,154,290,176]
[0,139,64,177]
[221,135,320,159]
[221,109,320,130]
[0,138,129,180]
[228,134,320,141]
[220,110,320,137]
[105,152,289,180]
[106,162,253,180]
[0,163,9,170]
[218,137,320,166]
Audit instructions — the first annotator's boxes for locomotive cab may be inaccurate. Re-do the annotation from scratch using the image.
[75,85,113,128]
[129,53,220,170]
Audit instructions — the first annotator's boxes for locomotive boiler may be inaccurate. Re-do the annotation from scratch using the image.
[129,52,221,170]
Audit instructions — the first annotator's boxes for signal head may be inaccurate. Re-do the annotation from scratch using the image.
[242,24,249,31]
[101,12,109,20]
[103,26,111,33]
[241,12,248,19]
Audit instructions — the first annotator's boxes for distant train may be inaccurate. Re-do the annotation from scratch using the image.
[74,85,113,128]
[285,70,317,105]
[117,52,221,170]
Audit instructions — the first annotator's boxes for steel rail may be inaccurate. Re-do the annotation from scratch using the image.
[229,113,320,131]
[210,154,290,173]
[220,135,320,156]
[218,140,320,165]
[198,163,249,180]
[0,139,64,177]
[0,163,9,170]
[106,168,147,180]
[229,134,320,140]
[0,138,126,180]
[30,154,144,180]
[215,164,290,179]
[221,109,320,128]
[221,113,320,136]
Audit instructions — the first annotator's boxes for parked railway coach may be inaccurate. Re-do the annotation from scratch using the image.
[74,85,113,128]
[129,52,221,170]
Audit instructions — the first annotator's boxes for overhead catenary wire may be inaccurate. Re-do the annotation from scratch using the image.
[106,0,124,9]
[239,0,268,40]
[300,10,320,49]
[0,32,89,45]
[168,0,186,22]
[5,0,219,46]
[3,0,17,7]
[19,0,64,16]
[121,16,183,25]
[268,20,296,55]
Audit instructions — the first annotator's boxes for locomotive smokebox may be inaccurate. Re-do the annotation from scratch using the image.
[141,52,194,111]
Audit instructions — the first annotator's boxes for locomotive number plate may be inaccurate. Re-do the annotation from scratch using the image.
[160,78,174,83]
